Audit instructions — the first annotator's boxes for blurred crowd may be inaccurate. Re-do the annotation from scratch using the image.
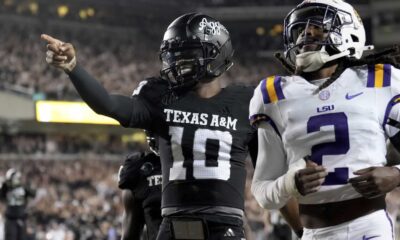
[0,16,282,100]
[0,158,122,240]
[0,133,136,156]
[1,152,398,240]
[0,133,290,239]
[0,154,286,240]
[0,18,160,100]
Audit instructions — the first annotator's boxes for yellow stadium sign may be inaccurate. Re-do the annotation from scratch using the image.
[35,100,119,125]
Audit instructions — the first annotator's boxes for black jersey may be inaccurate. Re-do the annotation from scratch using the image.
[118,152,162,240]
[118,152,162,209]
[128,78,257,214]
[0,183,34,219]
[66,66,256,215]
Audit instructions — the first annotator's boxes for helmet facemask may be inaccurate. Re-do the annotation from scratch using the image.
[144,130,159,156]
[160,39,219,91]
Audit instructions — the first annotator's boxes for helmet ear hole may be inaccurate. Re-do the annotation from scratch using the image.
[351,34,359,42]
[348,47,356,56]
[210,48,217,58]
[325,45,339,55]
[207,64,213,74]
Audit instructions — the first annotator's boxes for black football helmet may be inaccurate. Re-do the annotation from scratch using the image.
[5,168,22,187]
[160,12,234,90]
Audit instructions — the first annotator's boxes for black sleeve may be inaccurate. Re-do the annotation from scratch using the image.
[248,130,258,168]
[0,182,7,200]
[67,65,147,127]
[389,135,400,155]
[25,187,36,198]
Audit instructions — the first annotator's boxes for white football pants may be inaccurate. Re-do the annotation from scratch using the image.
[302,210,394,240]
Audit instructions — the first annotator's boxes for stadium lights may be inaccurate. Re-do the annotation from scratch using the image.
[79,9,87,19]
[122,131,147,144]
[79,8,95,20]
[4,0,13,7]
[269,24,283,37]
[35,100,119,125]
[29,2,38,15]
[256,26,265,36]
[87,7,95,17]
[57,5,69,18]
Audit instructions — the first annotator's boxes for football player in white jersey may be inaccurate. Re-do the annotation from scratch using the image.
[250,0,400,239]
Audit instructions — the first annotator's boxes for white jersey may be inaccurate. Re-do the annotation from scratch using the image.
[250,64,400,206]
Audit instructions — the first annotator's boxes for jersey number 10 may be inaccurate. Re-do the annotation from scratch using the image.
[168,126,232,181]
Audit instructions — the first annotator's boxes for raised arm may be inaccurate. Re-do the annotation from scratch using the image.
[41,34,137,127]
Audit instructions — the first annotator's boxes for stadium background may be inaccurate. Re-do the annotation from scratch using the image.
[0,0,399,239]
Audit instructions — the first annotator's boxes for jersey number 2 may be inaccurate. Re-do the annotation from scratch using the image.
[307,112,350,185]
[169,126,232,181]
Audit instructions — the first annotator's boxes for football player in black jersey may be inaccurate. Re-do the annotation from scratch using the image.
[41,12,301,239]
[118,132,162,240]
[0,168,35,240]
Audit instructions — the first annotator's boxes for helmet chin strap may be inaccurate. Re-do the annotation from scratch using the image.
[295,46,351,72]
[295,45,375,73]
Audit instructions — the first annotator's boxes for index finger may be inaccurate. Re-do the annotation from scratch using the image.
[348,174,371,183]
[41,34,63,45]
[353,167,374,175]
[298,166,326,175]
[306,160,318,167]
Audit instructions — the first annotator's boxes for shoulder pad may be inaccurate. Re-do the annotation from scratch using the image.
[143,152,161,170]
[259,75,285,104]
[131,77,170,104]
[118,152,146,190]
[224,84,256,100]
[126,152,144,161]
[366,64,392,88]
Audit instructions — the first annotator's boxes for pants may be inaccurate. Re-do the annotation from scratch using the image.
[144,205,163,240]
[302,210,394,240]
[5,218,26,240]
[156,215,245,240]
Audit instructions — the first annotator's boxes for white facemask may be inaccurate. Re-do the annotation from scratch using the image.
[295,46,351,72]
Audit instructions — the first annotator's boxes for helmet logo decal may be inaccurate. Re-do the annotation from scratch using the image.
[198,18,228,36]
[354,10,363,26]
[132,80,148,96]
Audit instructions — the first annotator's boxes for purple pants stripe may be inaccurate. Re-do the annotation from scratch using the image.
[385,211,395,240]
